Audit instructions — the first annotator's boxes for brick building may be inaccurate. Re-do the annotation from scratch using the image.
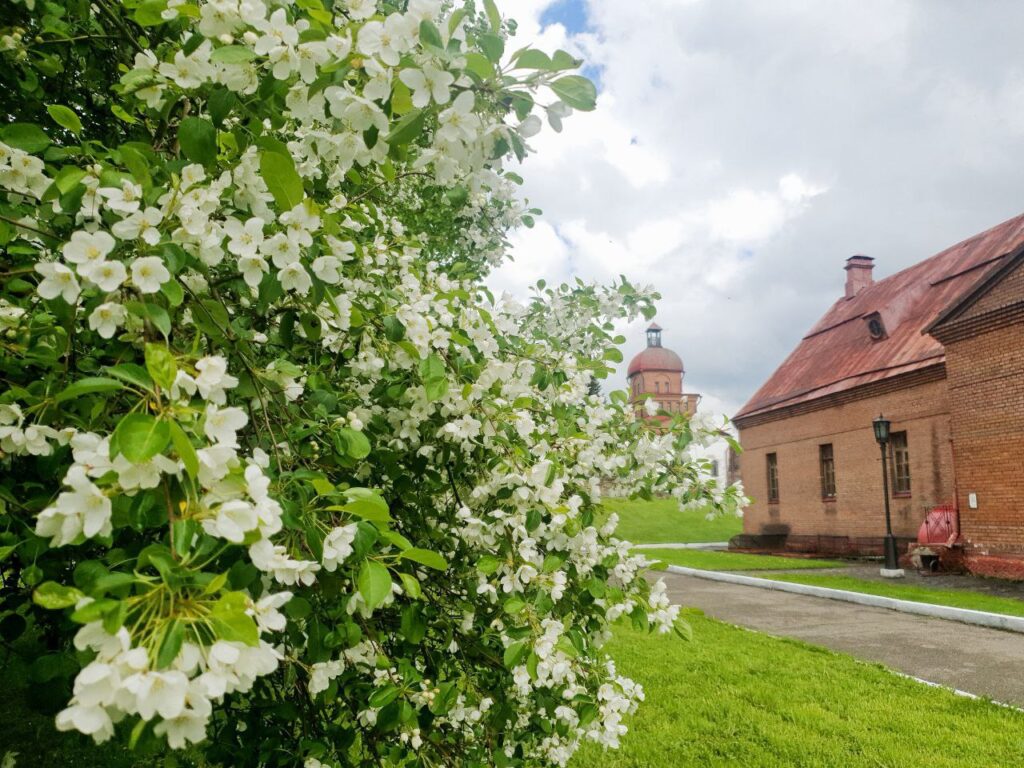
[627,323,701,422]
[732,212,1024,577]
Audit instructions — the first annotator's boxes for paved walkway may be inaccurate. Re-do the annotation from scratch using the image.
[662,570,1024,705]
[632,541,729,551]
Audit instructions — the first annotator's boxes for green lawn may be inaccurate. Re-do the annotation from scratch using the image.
[766,573,1024,618]
[640,548,847,571]
[572,615,1024,768]
[603,497,742,544]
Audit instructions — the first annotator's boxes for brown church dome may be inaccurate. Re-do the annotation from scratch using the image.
[627,323,684,377]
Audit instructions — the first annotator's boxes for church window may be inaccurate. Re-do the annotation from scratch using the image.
[819,444,836,499]
[891,431,911,495]
[766,453,779,503]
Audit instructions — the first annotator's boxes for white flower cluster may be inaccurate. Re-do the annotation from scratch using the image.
[57,607,287,749]
[0,139,48,198]
[0,403,66,457]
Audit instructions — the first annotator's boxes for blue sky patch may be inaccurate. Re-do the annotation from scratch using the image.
[540,0,589,36]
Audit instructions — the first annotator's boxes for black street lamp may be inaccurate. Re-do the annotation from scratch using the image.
[873,415,901,572]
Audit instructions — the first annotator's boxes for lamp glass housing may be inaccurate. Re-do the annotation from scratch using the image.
[873,415,891,445]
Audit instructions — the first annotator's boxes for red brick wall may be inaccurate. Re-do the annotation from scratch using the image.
[944,320,1024,555]
[737,375,955,554]
[957,258,1024,320]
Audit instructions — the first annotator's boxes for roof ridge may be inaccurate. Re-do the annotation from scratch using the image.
[736,210,1024,421]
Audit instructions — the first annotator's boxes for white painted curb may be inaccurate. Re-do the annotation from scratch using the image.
[666,565,1024,634]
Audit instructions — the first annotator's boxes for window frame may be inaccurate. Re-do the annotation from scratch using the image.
[766,452,779,503]
[819,443,836,500]
[890,430,911,496]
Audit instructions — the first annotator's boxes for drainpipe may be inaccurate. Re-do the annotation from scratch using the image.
[947,437,961,547]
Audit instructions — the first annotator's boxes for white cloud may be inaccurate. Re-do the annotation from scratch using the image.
[490,0,1024,415]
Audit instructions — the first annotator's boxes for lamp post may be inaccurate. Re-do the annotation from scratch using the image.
[873,415,903,576]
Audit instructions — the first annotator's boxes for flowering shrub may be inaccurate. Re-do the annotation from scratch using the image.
[0,0,744,765]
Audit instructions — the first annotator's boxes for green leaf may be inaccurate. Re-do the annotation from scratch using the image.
[513,50,552,70]
[156,620,185,669]
[169,421,199,479]
[382,316,406,341]
[192,298,230,338]
[338,427,371,459]
[550,75,598,111]
[503,597,527,614]
[400,548,448,571]
[1,123,51,153]
[112,414,171,463]
[178,117,218,165]
[259,150,304,211]
[385,109,426,147]
[210,45,255,64]
[603,347,623,363]
[399,573,422,600]
[358,561,392,610]
[33,582,84,610]
[400,603,427,643]
[284,596,311,619]
[464,52,496,81]
[47,105,82,135]
[424,376,448,401]
[145,343,178,390]
[127,300,171,337]
[112,105,139,125]
[161,279,185,307]
[477,555,501,574]
[483,0,501,32]
[54,376,124,403]
[53,166,87,195]
[119,145,151,187]
[135,1,169,26]
[104,363,154,392]
[202,571,229,596]
[503,640,528,668]
[368,684,400,708]
[210,610,259,646]
[341,488,390,521]
[419,19,443,48]
[0,544,18,563]
[381,530,412,551]
[478,33,505,64]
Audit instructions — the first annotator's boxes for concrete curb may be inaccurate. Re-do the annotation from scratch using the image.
[666,565,1024,634]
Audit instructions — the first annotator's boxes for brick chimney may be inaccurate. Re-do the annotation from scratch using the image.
[844,255,874,299]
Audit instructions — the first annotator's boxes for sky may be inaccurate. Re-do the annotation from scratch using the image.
[488,0,1024,419]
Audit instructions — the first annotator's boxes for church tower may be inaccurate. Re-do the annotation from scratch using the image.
[626,323,700,422]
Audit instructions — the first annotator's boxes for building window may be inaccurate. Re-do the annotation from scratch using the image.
[710,459,720,477]
[891,431,911,495]
[766,452,779,503]
[819,443,836,499]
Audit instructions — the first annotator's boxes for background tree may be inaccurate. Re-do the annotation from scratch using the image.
[0,1,744,765]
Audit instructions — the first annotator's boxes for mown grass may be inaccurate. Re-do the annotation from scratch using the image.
[602,497,742,544]
[640,548,847,571]
[571,615,1024,768]
[766,573,1024,618]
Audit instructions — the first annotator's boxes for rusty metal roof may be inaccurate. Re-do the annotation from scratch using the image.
[735,211,1024,422]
